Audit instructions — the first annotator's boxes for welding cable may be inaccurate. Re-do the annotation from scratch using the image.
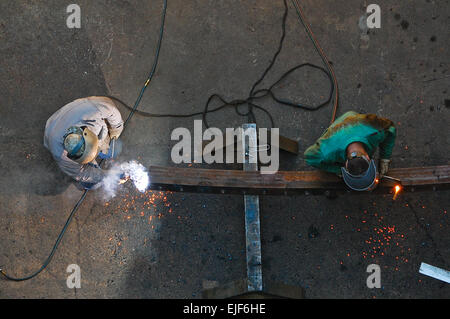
[291,0,339,123]
[205,0,339,126]
[204,0,336,128]
[110,0,336,129]
[0,0,168,282]
[123,0,167,129]
[0,191,88,281]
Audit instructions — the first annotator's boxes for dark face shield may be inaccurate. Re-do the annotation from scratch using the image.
[341,159,378,191]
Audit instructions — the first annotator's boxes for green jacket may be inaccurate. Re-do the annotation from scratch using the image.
[304,111,396,174]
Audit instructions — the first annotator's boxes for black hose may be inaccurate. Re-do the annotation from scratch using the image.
[1,191,88,281]
[109,0,335,131]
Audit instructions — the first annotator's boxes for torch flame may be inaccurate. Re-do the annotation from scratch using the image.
[393,184,401,200]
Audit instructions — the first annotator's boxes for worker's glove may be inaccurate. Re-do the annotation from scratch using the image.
[379,159,391,176]
[98,148,113,160]
[99,138,122,160]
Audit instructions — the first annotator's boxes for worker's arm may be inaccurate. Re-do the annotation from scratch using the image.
[379,125,396,159]
[56,155,105,185]
[304,143,341,175]
[90,97,124,139]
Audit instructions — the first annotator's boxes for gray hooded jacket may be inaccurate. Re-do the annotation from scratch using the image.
[44,96,124,184]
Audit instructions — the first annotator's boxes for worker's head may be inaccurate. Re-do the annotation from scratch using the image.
[347,156,369,175]
[341,142,377,191]
[63,126,99,164]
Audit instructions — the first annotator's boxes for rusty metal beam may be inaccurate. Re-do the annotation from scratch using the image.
[147,165,450,195]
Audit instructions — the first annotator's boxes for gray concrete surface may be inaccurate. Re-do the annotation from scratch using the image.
[0,0,449,298]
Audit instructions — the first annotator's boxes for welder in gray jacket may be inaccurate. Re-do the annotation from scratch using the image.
[44,96,124,190]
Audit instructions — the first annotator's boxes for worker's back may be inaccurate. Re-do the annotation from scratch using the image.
[44,96,124,185]
[304,111,396,174]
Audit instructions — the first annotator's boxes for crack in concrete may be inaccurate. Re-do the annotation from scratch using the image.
[407,202,448,268]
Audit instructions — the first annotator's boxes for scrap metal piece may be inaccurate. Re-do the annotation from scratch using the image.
[419,262,450,283]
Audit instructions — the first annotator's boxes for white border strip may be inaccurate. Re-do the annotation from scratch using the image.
[419,262,450,283]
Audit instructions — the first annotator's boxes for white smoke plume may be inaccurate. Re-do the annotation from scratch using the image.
[101,160,150,200]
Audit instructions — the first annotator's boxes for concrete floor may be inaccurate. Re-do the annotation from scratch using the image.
[0,0,449,298]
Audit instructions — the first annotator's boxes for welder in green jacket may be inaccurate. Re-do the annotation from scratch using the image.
[304,111,396,191]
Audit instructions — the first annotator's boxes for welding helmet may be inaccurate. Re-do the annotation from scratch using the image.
[341,151,378,191]
[63,126,99,164]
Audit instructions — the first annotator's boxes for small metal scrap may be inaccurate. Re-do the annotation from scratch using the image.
[419,262,450,283]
